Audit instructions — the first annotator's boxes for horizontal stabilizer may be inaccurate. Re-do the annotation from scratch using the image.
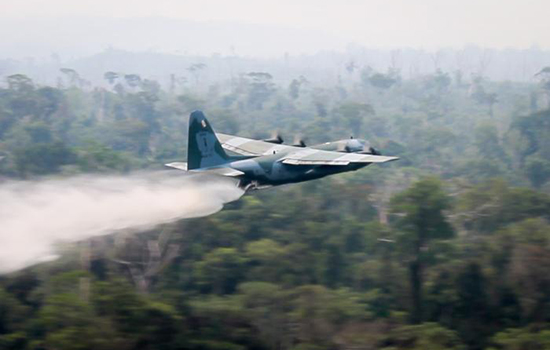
[198,167,244,177]
[166,161,243,177]
[165,162,188,170]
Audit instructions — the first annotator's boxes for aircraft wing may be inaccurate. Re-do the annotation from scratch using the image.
[280,149,399,165]
[217,133,295,156]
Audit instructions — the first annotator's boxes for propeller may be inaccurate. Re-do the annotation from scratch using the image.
[292,135,307,147]
[357,139,381,155]
[337,141,350,153]
[263,130,284,144]
[368,146,381,155]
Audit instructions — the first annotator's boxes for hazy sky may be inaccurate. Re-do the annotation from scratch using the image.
[1,0,549,50]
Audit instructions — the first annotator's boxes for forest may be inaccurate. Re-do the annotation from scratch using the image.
[1,59,550,350]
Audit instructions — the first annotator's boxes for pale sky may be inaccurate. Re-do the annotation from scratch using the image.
[1,0,549,51]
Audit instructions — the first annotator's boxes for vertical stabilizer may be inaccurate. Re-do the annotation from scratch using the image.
[187,110,230,170]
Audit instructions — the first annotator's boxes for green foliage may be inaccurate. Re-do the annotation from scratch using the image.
[456,180,550,233]
[362,69,400,90]
[525,156,550,188]
[196,248,248,294]
[0,288,29,336]
[491,327,550,350]
[391,177,454,245]
[14,141,76,175]
[382,323,465,350]
[511,109,550,161]
[75,142,130,172]
[391,177,454,323]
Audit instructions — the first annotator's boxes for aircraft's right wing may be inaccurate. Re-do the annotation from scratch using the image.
[281,149,398,165]
[217,133,295,156]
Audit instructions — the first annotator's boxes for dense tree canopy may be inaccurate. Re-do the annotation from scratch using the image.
[1,64,550,350]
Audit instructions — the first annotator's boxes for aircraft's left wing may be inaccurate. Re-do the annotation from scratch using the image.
[217,133,295,156]
[281,149,398,165]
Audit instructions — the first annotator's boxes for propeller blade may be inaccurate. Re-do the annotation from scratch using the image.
[264,130,284,144]
[369,147,381,155]
[336,141,350,152]
[292,135,307,147]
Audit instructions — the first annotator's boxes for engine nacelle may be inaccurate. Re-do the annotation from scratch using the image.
[344,138,366,152]
[341,138,381,155]
[263,135,284,144]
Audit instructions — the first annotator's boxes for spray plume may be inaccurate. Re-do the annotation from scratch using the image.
[0,171,244,274]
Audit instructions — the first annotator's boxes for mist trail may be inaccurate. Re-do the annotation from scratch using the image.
[0,171,244,274]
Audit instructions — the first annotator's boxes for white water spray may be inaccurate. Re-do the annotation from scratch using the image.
[0,171,244,274]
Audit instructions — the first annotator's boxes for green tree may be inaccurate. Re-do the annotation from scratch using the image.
[383,322,465,350]
[6,74,34,92]
[491,327,550,350]
[245,239,286,283]
[0,288,29,349]
[333,102,375,136]
[196,248,247,294]
[454,262,492,349]
[245,72,275,110]
[525,156,550,188]
[14,141,76,176]
[455,180,550,234]
[391,177,454,323]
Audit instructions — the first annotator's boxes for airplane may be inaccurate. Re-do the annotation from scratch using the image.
[166,111,398,191]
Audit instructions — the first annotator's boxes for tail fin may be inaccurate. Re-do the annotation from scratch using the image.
[187,110,230,170]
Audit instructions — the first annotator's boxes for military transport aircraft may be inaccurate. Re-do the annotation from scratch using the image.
[166,111,398,191]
